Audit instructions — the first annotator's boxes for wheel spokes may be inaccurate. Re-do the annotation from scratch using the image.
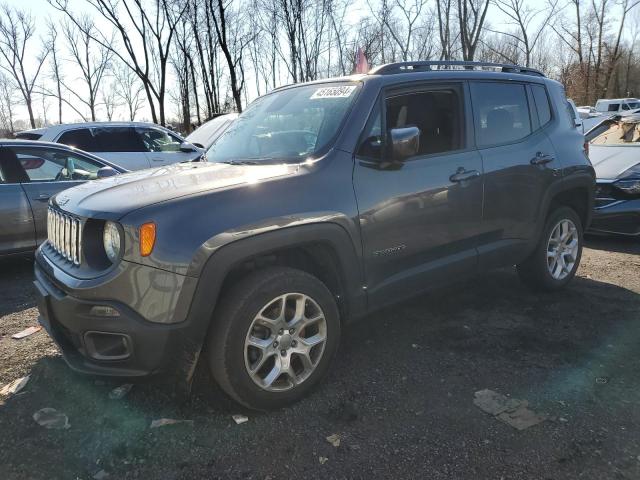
[245,292,328,392]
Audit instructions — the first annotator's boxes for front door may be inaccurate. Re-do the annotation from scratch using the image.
[353,83,484,310]
[10,145,108,244]
[137,127,198,166]
[0,147,35,254]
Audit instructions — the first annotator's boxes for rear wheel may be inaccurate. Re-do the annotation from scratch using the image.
[206,267,340,410]
[517,206,583,291]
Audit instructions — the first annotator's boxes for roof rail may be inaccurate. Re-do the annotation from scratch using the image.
[369,61,545,77]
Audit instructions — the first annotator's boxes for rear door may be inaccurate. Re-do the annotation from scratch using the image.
[470,80,559,269]
[0,147,36,254]
[57,127,151,171]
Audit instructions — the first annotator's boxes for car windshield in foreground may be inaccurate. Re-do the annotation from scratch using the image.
[590,117,640,145]
[207,82,360,164]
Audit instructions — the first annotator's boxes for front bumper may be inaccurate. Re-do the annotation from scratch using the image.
[34,251,203,381]
[589,198,640,236]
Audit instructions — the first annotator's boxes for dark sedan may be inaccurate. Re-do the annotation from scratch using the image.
[0,140,126,256]
[586,115,640,237]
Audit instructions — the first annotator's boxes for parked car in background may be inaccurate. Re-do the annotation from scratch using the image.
[34,61,594,411]
[594,98,640,115]
[571,101,612,133]
[0,140,126,256]
[185,113,238,150]
[586,114,640,236]
[577,105,598,116]
[16,122,203,171]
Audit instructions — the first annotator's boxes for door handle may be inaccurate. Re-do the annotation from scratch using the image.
[530,152,555,165]
[151,157,165,162]
[36,194,50,202]
[450,168,481,183]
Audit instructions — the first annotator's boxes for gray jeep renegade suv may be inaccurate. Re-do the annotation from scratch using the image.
[34,61,595,410]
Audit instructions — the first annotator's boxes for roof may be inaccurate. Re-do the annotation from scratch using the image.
[17,121,173,136]
[369,61,544,77]
[596,98,640,103]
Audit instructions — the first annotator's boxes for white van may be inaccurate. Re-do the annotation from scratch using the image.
[594,98,640,114]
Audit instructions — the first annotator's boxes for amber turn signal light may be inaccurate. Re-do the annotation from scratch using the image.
[139,222,156,257]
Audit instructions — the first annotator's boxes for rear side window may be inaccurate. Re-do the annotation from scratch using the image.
[608,104,620,112]
[15,132,42,140]
[58,129,98,151]
[93,127,146,152]
[59,127,146,153]
[531,85,552,126]
[470,82,532,147]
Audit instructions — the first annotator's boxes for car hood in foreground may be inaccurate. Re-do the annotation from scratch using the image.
[588,146,640,180]
[52,161,299,220]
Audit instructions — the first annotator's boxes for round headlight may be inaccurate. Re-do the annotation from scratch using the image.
[103,221,121,263]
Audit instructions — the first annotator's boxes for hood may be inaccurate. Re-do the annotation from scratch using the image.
[52,161,299,220]
[589,145,640,180]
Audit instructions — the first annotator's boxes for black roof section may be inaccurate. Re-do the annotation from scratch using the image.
[369,61,545,77]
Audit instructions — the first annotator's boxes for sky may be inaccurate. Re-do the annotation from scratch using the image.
[0,0,631,128]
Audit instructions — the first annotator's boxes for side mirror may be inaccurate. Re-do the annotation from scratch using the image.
[389,126,420,162]
[97,166,118,179]
[180,141,198,153]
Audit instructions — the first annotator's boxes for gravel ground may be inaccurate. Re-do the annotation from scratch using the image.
[1,238,639,479]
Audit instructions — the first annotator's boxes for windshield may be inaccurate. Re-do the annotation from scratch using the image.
[207,82,360,163]
[590,119,640,145]
[627,102,640,109]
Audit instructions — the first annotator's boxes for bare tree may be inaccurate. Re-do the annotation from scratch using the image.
[383,0,430,61]
[60,16,113,121]
[0,73,16,133]
[113,63,145,121]
[50,0,188,125]
[598,0,640,98]
[488,0,558,67]
[211,0,251,112]
[457,0,491,61]
[47,22,63,124]
[0,4,50,128]
[101,81,120,120]
[436,0,457,60]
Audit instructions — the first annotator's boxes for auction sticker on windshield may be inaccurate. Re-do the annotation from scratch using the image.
[310,85,356,99]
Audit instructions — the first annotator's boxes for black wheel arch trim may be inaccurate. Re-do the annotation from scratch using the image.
[535,170,596,242]
[183,221,367,342]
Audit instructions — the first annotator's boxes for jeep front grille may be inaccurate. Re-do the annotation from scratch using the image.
[47,207,82,265]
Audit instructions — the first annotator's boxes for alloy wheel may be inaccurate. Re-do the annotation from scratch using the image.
[546,218,579,280]
[244,293,327,392]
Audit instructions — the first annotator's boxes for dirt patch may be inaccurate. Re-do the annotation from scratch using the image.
[1,239,639,479]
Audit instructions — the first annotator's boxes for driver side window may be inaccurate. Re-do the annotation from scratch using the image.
[12,147,103,182]
[138,128,183,153]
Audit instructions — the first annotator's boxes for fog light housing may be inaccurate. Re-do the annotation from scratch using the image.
[84,331,131,360]
[89,305,120,317]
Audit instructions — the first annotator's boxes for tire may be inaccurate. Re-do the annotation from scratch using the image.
[206,267,340,410]
[517,206,584,292]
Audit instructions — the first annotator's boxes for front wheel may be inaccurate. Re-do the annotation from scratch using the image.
[206,267,340,410]
[517,206,584,291]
